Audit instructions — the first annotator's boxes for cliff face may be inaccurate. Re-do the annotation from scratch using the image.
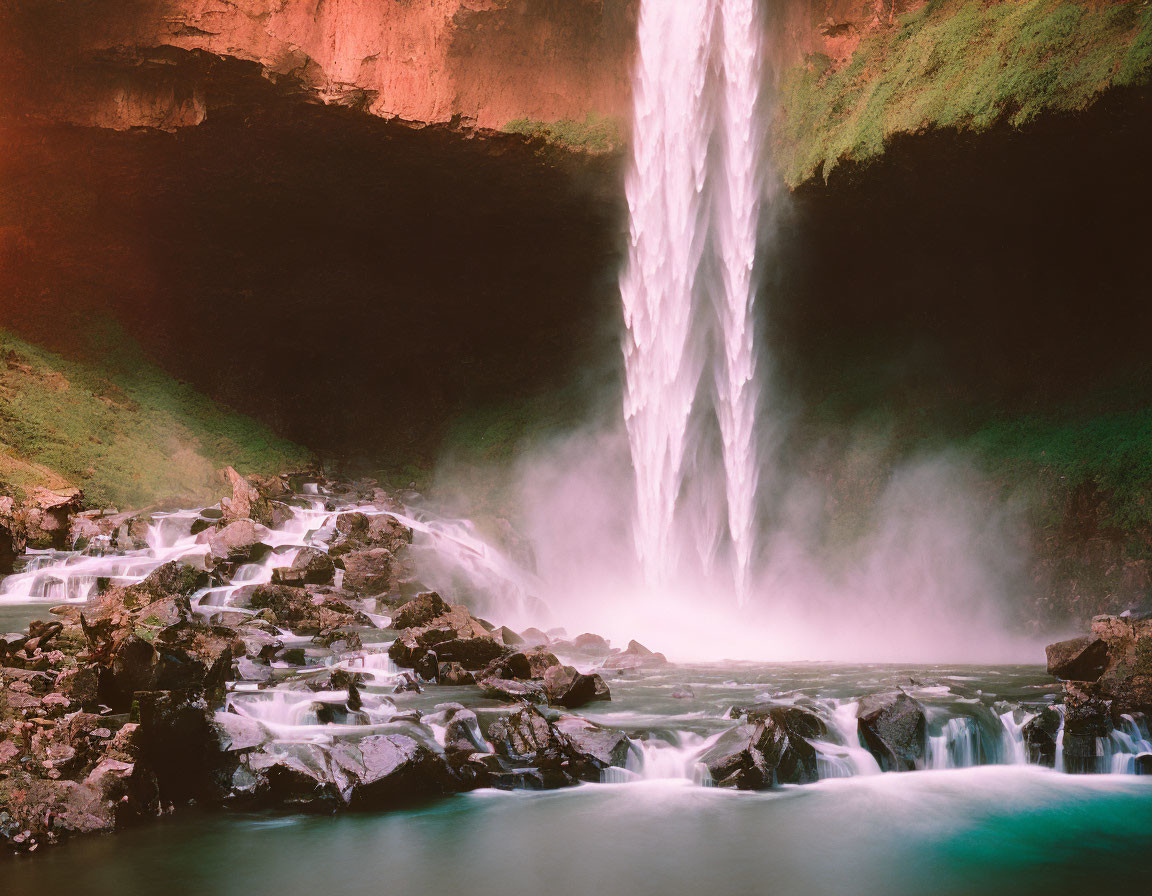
[2,0,636,132]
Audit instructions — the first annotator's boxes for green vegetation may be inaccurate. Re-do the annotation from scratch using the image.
[0,328,310,508]
[502,113,625,154]
[777,0,1152,185]
[963,403,1152,532]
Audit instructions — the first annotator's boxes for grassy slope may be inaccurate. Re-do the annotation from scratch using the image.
[0,329,310,508]
[776,0,1152,185]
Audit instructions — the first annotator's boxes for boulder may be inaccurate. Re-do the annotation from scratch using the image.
[571,633,611,655]
[554,715,631,777]
[19,487,84,549]
[542,664,611,709]
[518,627,551,647]
[496,626,525,647]
[1022,707,1062,767]
[271,547,336,586]
[391,592,451,629]
[1062,682,1114,773]
[388,606,504,671]
[699,706,823,789]
[602,640,669,671]
[208,520,266,562]
[480,646,561,681]
[487,705,573,788]
[856,691,927,772]
[338,735,451,809]
[220,467,273,526]
[441,706,490,758]
[1046,636,1109,681]
[437,662,475,686]
[481,677,547,704]
[341,548,396,595]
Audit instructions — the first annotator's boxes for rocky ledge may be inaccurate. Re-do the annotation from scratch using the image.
[0,468,676,853]
[1041,615,1152,773]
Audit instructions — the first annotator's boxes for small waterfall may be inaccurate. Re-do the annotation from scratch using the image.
[617,731,716,784]
[928,717,981,770]
[999,709,1028,765]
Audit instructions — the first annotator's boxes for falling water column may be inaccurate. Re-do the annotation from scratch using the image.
[714,0,764,604]
[621,0,716,588]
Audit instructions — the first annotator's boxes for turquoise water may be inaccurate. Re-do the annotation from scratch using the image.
[6,767,1151,895]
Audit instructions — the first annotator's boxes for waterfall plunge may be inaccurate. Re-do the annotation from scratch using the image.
[622,0,765,602]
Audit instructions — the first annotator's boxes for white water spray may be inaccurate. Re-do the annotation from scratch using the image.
[622,0,765,599]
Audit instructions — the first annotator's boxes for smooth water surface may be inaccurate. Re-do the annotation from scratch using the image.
[6,768,1151,896]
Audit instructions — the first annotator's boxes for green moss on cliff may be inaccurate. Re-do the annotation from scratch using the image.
[0,328,310,508]
[502,114,625,154]
[778,0,1152,185]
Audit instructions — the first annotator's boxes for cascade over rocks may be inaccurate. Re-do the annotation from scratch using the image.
[856,691,927,772]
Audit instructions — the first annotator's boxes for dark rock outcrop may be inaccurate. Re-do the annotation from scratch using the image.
[1022,707,1062,768]
[542,664,611,709]
[700,706,824,790]
[1046,636,1110,682]
[856,691,926,772]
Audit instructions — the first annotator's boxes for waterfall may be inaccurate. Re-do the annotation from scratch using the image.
[622,0,765,599]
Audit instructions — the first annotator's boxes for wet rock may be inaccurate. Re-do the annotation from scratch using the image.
[441,705,490,758]
[1062,682,1114,773]
[496,626,525,647]
[670,686,694,699]
[389,605,504,671]
[341,548,396,595]
[856,691,927,772]
[542,664,611,709]
[391,592,451,629]
[1045,616,1152,716]
[132,690,223,805]
[518,627,551,647]
[213,712,268,752]
[19,487,84,549]
[700,706,823,789]
[437,662,475,686]
[339,734,451,809]
[0,499,22,573]
[481,677,547,704]
[1022,707,1062,767]
[393,673,423,694]
[208,520,266,562]
[220,466,273,526]
[241,745,341,810]
[487,705,574,788]
[572,633,611,655]
[1046,636,1109,681]
[84,758,160,826]
[554,715,631,777]
[480,646,562,681]
[247,584,367,635]
[136,561,205,600]
[236,656,272,682]
[413,649,439,681]
[271,547,336,586]
[602,640,669,671]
